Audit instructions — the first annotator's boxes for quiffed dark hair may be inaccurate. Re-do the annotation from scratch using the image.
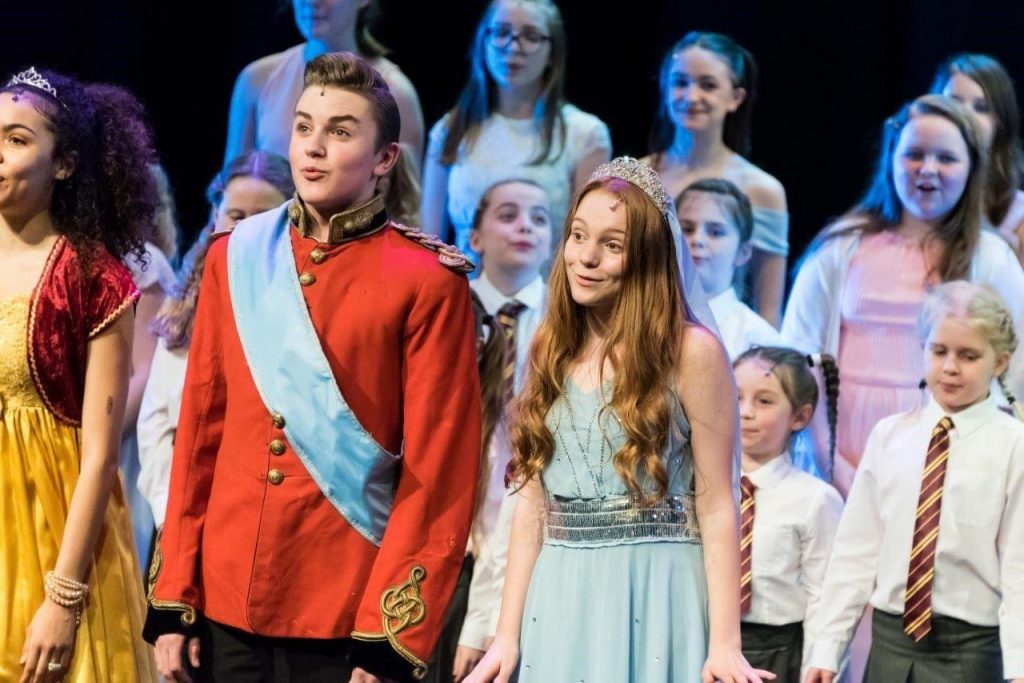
[303,52,400,149]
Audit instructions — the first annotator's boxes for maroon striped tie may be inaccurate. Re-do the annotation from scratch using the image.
[903,416,954,641]
[739,475,755,615]
[495,301,526,407]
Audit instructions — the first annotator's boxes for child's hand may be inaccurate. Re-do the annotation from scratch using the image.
[462,634,518,683]
[803,668,836,683]
[453,645,486,682]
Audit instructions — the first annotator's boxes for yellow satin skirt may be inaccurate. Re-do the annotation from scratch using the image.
[0,295,156,681]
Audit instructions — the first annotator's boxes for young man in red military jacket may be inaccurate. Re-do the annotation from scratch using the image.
[143,52,481,683]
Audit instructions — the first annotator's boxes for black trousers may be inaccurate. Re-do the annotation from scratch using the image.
[741,620,803,683]
[197,619,354,682]
[423,554,475,683]
[865,610,1002,683]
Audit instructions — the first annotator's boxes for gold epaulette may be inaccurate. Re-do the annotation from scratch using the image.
[390,224,475,275]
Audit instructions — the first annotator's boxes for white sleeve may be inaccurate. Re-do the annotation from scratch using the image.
[807,427,886,673]
[136,341,186,528]
[998,431,1024,678]
[781,243,834,356]
[426,115,450,163]
[566,109,611,168]
[800,484,845,677]
[458,488,517,650]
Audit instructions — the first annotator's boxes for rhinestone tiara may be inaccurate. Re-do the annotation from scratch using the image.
[6,67,58,99]
[587,156,672,214]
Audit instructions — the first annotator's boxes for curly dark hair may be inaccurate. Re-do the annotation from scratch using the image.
[1,69,159,262]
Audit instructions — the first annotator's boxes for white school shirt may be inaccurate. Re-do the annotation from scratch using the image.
[709,287,783,361]
[781,228,1024,402]
[741,453,843,678]
[459,484,518,650]
[806,395,1024,677]
[136,338,189,528]
[458,273,546,650]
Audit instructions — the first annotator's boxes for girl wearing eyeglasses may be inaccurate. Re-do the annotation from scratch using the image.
[421,0,611,267]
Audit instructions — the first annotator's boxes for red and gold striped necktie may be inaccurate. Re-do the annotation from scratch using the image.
[739,474,756,615]
[903,416,954,641]
[496,300,527,407]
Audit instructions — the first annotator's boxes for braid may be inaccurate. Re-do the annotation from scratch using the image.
[812,354,841,481]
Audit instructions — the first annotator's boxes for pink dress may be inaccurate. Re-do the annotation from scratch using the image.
[837,232,938,472]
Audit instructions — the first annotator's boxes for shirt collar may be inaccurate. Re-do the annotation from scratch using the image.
[472,271,545,315]
[287,193,388,244]
[708,287,742,320]
[742,451,794,490]
[921,393,999,439]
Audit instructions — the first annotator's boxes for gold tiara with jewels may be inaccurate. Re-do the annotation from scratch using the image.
[6,67,59,99]
[587,156,672,215]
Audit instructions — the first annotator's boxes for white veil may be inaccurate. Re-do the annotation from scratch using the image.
[587,157,720,337]
[666,207,721,337]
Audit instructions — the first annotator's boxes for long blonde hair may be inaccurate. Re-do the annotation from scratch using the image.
[508,178,693,501]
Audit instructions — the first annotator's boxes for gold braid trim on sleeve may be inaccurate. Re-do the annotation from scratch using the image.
[146,530,198,628]
[351,565,429,680]
[88,289,140,339]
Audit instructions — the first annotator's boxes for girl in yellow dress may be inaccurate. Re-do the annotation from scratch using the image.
[0,67,159,682]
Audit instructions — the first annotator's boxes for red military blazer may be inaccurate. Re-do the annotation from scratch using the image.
[144,218,481,682]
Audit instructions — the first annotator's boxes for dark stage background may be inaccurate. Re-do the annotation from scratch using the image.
[3,0,1024,271]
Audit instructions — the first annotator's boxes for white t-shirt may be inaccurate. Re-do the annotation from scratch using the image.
[427,104,611,260]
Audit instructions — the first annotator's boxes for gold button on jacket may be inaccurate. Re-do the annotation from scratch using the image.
[269,439,286,456]
[299,272,316,286]
[271,412,286,429]
[267,469,284,485]
[310,249,327,264]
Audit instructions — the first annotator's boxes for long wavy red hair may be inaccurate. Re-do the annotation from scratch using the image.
[508,178,694,501]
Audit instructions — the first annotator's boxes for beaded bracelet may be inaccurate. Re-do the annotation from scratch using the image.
[44,571,88,626]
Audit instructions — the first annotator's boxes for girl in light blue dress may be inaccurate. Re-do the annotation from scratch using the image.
[465,158,775,683]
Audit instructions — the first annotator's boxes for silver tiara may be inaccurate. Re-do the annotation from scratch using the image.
[6,67,58,99]
[588,156,672,215]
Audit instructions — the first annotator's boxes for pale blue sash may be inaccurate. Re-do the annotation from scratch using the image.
[227,204,399,545]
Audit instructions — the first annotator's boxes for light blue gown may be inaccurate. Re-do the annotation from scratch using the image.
[516,380,709,682]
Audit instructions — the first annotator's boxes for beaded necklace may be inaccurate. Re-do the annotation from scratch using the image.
[556,379,615,497]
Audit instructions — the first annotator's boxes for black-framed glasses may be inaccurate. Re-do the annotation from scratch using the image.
[485,24,551,53]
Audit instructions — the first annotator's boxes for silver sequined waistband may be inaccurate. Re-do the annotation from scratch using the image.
[544,494,701,547]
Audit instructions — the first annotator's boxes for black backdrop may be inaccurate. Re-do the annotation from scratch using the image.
[3,0,1023,271]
